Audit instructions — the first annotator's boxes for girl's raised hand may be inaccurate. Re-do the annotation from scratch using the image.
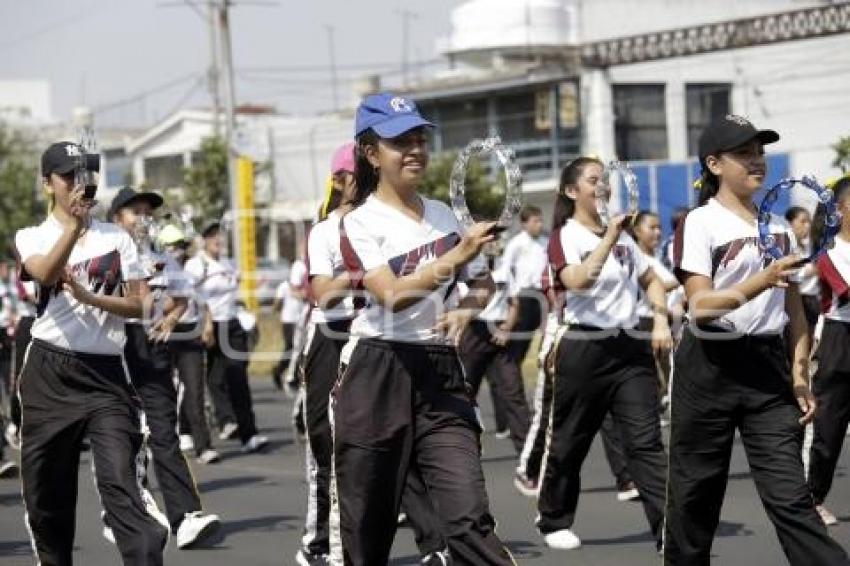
[604,214,629,241]
[457,222,498,262]
[763,254,803,289]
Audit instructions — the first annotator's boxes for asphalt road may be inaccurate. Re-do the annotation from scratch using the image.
[2,379,850,565]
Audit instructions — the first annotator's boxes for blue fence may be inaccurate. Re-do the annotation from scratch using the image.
[618,153,791,238]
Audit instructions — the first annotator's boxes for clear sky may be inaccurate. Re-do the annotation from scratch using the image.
[0,0,462,128]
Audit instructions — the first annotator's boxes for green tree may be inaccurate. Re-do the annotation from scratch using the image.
[0,122,43,259]
[182,136,228,224]
[832,135,850,173]
[418,152,505,221]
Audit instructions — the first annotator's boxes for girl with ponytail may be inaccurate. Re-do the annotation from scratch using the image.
[666,115,848,565]
[537,156,671,552]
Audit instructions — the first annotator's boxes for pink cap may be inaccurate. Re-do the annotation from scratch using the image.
[330,141,356,174]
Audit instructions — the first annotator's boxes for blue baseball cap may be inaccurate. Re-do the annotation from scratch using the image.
[355,92,434,138]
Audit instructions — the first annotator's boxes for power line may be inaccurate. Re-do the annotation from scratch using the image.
[0,0,107,54]
[91,73,202,114]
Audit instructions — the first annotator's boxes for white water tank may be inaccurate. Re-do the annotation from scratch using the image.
[439,0,578,59]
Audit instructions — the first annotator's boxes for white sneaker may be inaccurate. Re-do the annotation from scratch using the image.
[179,434,195,452]
[197,449,221,465]
[544,528,581,550]
[0,459,18,478]
[241,435,268,453]
[616,481,640,502]
[218,422,238,441]
[494,429,511,440]
[4,423,20,450]
[103,525,116,545]
[176,511,221,549]
[141,489,171,533]
[817,504,839,526]
[513,474,539,498]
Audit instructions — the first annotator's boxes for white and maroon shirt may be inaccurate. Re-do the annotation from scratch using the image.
[341,194,486,343]
[15,216,144,355]
[817,235,850,323]
[556,219,648,329]
[307,210,356,323]
[675,197,795,335]
[184,251,238,322]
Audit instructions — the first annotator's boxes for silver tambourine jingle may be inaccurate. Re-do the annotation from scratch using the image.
[449,136,523,231]
[598,160,639,225]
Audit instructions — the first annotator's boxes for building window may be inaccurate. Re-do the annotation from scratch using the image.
[686,83,731,157]
[497,90,549,142]
[434,98,488,150]
[613,84,668,161]
[143,154,185,190]
[103,148,131,187]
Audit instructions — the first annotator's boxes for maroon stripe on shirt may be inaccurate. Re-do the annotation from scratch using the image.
[817,252,850,315]
[547,226,566,287]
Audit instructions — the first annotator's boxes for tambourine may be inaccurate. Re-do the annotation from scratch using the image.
[449,136,523,232]
[758,175,840,262]
[597,160,639,224]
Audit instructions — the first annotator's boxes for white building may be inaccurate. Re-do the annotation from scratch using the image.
[403,0,850,233]
[0,80,52,125]
[124,107,352,259]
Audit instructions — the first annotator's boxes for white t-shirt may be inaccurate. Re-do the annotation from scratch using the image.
[276,258,308,324]
[477,262,510,323]
[796,240,821,297]
[15,217,144,355]
[184,252,238,322]
[636,252,681,318]
[559,219,648,329]
[342,194,487,343]
[128,251,193,325]
[676,197,794,335]
[16,280,37,318]
[307,211,356,323]
[502,230,548,293]
[817,235,850,323]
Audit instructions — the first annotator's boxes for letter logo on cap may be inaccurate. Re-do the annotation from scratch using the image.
[725,114,751,127]
[64,144,81,157]
[390,97,413,113]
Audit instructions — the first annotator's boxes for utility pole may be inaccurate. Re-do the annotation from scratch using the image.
[216,0,241,261]
[325,25,339,112]
[397,9,418,89]
[207,1,222,138]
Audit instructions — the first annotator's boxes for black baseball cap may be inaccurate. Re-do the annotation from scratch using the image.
[108,187,164,219]
[698,115,779,167]
[42,141,99,177]
[201,221,221,238]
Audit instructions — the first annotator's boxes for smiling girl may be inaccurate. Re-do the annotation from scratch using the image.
[536,156,671,552]
[331,93,514,565]
[665,116,848,565]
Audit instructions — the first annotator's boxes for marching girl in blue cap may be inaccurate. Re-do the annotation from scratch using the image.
[330,93,515,565]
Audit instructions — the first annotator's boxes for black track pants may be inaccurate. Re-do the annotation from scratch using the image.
[665,328,849,566]
[19,339,167,566]
[330,338,514,566]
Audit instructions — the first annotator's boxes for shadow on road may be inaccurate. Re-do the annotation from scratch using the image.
[219,514,300,536]
[197,475,267,493]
